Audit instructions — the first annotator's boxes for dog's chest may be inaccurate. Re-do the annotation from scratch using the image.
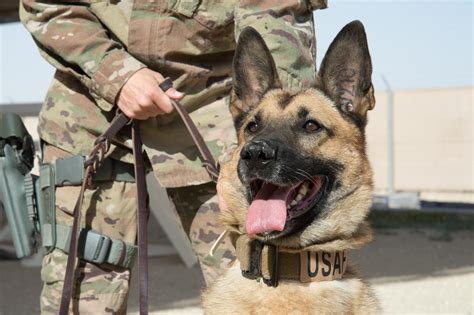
[204,264,366,314]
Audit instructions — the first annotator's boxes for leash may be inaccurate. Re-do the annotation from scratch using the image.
[59,78,219,314]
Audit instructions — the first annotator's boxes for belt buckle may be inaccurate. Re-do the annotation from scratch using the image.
[81,230,112,265]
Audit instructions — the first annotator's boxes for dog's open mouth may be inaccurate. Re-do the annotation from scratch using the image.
[245,176,326,236]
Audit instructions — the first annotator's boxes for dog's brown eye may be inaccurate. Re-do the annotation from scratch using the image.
[303,120,320,133]
[246,121,259,133]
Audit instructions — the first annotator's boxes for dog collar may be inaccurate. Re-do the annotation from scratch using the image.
[234,234,348,287]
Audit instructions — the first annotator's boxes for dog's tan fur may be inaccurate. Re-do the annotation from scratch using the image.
[203,21,380,314]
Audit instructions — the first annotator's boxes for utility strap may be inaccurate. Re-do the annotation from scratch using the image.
[45,224,138,268]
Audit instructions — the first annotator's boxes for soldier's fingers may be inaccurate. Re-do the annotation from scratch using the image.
[137,105,161,118]
[133,105,154,120]
[151,70,165,83]
[125,99,155,119]
[136,93,163,115]
[119,106,147,120]
[135,113,151,120]
[150,71,183,103]
[154,74,183,99]
[150,89,173,114]
[131,110,152,120]
[165,88,184,100]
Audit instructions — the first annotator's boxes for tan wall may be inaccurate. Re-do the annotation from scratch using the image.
[366,86,473,193]
[10,86,474,194]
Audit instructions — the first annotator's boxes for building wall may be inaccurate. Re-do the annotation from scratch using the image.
[367,86,473,193]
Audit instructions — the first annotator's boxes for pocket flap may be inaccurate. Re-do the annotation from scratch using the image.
[171,0,200,17]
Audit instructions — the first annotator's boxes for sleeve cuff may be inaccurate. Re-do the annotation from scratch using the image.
[90,50,147,111]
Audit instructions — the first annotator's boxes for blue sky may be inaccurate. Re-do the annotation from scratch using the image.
[315,1,473,91]
[0,0,472,104]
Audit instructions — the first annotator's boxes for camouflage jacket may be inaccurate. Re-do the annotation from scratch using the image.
[20,0,327,187]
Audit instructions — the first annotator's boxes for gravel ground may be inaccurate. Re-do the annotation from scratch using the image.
[0,225,472,314]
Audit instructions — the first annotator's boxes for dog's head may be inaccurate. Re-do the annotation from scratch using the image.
[218,21,375,248]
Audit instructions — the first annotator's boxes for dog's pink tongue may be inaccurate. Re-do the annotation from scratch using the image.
[246,183,292,235]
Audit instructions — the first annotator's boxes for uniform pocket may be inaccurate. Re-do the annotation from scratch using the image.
[168,0,234,30]
[41,249,68,285]
[168,0,200,17]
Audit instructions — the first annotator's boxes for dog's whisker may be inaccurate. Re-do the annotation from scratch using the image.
[294,169,316,185]
[295,168,319,186]
[281,165,304,186]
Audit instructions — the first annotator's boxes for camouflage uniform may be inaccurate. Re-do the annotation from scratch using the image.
[20,0,327,313]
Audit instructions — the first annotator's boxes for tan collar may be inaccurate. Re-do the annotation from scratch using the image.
[234,234,348,287]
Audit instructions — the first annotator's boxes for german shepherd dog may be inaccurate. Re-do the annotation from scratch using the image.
[203,21,380,314]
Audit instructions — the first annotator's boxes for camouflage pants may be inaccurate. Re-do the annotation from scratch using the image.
[40,145,235,314]
[169,184,236,285]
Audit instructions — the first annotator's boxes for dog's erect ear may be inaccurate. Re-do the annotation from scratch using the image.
[317,20,375,128]
[231,27,281,128]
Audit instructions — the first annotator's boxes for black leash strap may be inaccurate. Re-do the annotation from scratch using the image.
[169,99,220,182]
[132,119,149,315]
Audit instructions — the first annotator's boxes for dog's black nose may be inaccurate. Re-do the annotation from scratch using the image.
[240,140,277,167]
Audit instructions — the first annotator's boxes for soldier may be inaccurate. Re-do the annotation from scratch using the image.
[19,0,328,313]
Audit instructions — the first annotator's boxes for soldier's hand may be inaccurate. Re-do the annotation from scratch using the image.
[116,68,183,120]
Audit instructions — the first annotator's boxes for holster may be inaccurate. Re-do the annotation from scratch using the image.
[0,113,38,258]
[0,113,137,260]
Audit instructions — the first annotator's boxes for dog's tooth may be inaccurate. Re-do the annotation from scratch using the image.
[299,189,307,198]
[297,184,308,197]
[290,200,298,206]
[295,193,303,202]
[301,184,308,194]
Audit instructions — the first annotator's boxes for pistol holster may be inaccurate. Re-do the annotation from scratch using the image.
[0,112,39,258]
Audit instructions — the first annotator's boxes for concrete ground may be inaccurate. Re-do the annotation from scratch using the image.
[0,215,473,315]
